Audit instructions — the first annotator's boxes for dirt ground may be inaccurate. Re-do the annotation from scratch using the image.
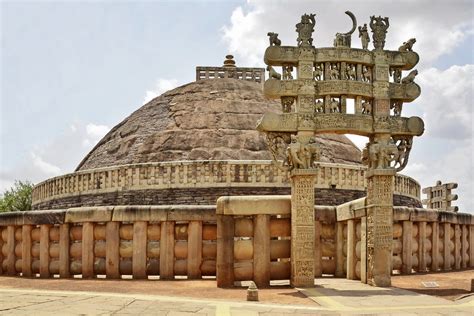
[391,269,474,301]
[0,276,318,306]
[0,270,471,304]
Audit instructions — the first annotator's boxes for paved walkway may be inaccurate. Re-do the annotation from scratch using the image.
[0,279,472,315]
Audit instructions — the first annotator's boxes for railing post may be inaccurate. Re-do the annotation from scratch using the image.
[39,225,50,278]
[160,221,175,280]
[253,214,270,287]
[82,222,94,278]
[346,219,356,279]
[402,221,413,274]
[187,221,202,279]
[217,215,234,287]
[22,225,32,277]
[59,223,70,278]
[133,221,148,279]
[106,222,120,278]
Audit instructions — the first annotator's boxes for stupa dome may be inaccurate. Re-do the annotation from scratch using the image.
[76,78,361,171]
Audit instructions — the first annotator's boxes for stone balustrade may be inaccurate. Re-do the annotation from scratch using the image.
[32,161,421,207]
[0,206,217,279]
[0,201,471,283]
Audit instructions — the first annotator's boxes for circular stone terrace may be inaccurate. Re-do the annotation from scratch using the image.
[31,160,421,210]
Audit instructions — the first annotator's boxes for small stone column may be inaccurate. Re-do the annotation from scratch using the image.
[366,168,395,287]
[290,169,316,287]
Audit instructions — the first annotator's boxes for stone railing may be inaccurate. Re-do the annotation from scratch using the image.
[217,195,473,287]
[0,201,471,283]
[336,200,474,283]
[0,206,217,279]
[195,66,265,85]
[32,161,421,206]
[216,196,337,287]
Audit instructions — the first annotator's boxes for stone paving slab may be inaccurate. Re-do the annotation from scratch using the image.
[299,278,473,315]
[0,283,472,315]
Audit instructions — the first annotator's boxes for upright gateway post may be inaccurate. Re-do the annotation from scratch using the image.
[258,11,424,287]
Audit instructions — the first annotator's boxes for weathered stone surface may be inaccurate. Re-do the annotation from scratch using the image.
[31,187,421,210]
[76,79,361,171]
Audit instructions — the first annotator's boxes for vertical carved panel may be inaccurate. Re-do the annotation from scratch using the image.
[290,172,316,287]
[366,173,394,287]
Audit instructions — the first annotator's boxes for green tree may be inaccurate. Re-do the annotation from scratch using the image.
[0,180,34,212]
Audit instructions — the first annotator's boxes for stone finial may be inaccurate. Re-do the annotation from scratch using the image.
[369,15,389,50]
[422,181,459,212]
[358,23,370,50]
[247,281,259,301]
[223,55,236,68]
[296,13,316,47]
[333,11,357,48]
[267,32,281,46]
[398,38,416,52]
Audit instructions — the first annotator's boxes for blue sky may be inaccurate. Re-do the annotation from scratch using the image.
[1,0,473,212]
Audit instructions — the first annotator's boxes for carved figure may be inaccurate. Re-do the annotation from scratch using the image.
[401,69,418,84]
[333,11,357,48]
[329,98,340,113]
[267,65,281,80]
[287,135,305,170]
[390,68,402,83]
[303,138,320,168]
[361,100,372,114]
[329,63,340,80]
[398,38,416,52]
[358,23,370,50]
[391,101,403,116]
[267,32,281,46]
[369,15,389,50]
[392,137,412,171]
[283,65,294,80]
[345,64,356,80]
[365,140,398,169]
[362,65,372,82]
[313,64,323,80]
[314,99,324,113]
[281,96,294,113]
[296,13,316,47]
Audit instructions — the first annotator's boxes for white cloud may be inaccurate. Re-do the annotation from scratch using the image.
[0,121,110,191]
[404,139,473,213]
[417,65,473,139]
[31,152,61,176]
[144,78,180,104]
[82,123,110,148]
[221,1,473,68]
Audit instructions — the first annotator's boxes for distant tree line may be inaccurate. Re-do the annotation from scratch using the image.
[0,180,34,212]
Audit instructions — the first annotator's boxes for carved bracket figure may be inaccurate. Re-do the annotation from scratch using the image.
[398,38,416,52]
[283,65,294,80]
[392,136,412,171]
[390,67,402,83]
[313,63,324,81]
[281,96,295,113]
[267,32,281,46]
[391,100,403,116]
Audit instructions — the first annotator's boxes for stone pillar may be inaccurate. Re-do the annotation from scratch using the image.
[290,169,316,287]
[366,169,394,287]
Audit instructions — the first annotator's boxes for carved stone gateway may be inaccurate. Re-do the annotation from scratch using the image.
[258,11,424,287]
